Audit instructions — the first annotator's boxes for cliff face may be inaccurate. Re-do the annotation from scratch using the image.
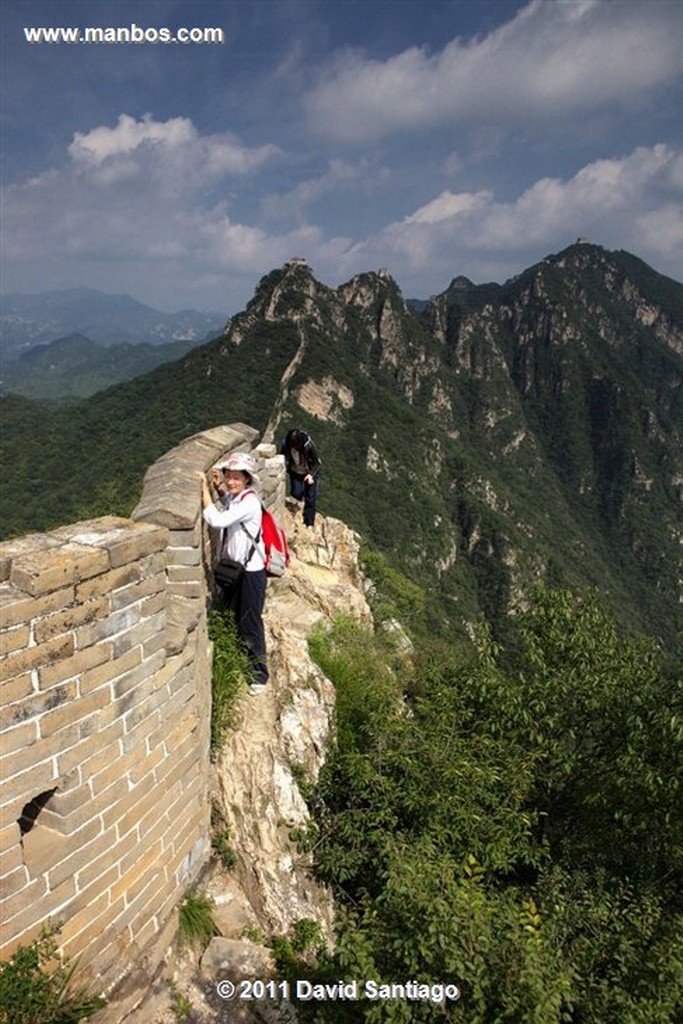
[208,507,371,944]
[240,245,681,647]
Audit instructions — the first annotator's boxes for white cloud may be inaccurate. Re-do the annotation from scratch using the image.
[68,114,279,189]
[2,112,680,314]
[405,190,492,225]
[1,115,301,310]
[635,204,683,254]
[69,114,194,165]
[306,0,683,143]
[336,144,683,289]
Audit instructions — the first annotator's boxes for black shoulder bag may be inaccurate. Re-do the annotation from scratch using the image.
[213,525,260,591]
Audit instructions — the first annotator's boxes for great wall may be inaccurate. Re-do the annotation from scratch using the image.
[0,422,371,1021]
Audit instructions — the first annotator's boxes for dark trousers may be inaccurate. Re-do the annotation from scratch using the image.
[289,473,318,526]
[226,569,268,686]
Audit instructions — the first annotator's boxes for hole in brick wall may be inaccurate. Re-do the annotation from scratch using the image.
[18,788,58,835]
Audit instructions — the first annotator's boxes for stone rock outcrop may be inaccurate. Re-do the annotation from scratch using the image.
[208,506,371,944]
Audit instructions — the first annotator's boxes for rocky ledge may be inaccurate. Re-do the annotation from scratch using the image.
[127,506,372,1024]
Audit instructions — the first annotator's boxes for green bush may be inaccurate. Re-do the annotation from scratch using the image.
[308,615,407,757]
[270,918,331,1019]
[167,983,192,1024]
[291,919,326,956]
[177,893,219,951]
[0,927,105,1024]
[305,590,683,1022]
[360,548,427,629]
[211,828,238,870]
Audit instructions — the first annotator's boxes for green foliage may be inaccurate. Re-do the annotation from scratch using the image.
[167,983,192,1024]
[359,547,427,631]
[308,616,406,757]
[504,585,682,880]
[270,920,334,1024]
[271,919,326,969]
[291,919,326,956]
[211,828,238,870]
[208,608,250,750]
[177,892,219,951]
[289,761,316,802]
[0,927,105,1024]
[0,334,200,402]
[305,590,682,1022]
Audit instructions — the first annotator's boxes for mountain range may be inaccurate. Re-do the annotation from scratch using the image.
[0,332,204,401]
[1,242,681,649]
[0,287,225,359]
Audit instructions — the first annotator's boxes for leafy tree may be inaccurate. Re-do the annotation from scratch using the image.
[303,588,682,1022]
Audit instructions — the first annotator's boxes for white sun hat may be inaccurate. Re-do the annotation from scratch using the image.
[216,451,259,485]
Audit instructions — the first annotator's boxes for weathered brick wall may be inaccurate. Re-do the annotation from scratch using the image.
[0,424,284,1014]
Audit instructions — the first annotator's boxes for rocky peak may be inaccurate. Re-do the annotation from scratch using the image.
[448,274,476,292]
[242,260,327,324]
[338,267,402,297]
[514,244,683,357]
[337,269,409,325]
[2,245,680,655]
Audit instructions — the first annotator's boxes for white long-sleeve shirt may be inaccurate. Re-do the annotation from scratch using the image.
[202,489,265,571]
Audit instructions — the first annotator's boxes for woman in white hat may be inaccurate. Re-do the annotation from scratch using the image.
[199,452,268,692]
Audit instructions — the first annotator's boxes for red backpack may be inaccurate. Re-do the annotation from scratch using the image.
[260,506,290,577]
[241,490,290,578]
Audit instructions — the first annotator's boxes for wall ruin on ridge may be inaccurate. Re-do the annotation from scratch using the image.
[0,423,286,1014]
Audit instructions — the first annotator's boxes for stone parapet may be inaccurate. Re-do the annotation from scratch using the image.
[0,422,282,1019]
[133,424,259,530]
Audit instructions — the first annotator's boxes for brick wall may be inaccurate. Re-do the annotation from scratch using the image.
[0,424,284,1011]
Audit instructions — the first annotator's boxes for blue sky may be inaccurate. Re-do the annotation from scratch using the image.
[2,0,682,314]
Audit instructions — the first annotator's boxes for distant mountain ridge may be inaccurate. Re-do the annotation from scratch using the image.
[0,332,203,400]
[1,244,681,649]
[0,287,225,358]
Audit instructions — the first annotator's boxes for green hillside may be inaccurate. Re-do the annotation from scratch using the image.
[1,244,681,649]
[293,589,682,1023]
[0,332,204,401]
[0,320,300,534]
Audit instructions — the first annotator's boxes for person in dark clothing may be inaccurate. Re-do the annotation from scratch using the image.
[280,428,321,527]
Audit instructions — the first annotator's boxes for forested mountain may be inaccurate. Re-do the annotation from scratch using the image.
[1,242,681,648]
[0,332,203,401]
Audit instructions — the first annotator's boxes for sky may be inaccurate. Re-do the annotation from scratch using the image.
[1,0,682,315]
